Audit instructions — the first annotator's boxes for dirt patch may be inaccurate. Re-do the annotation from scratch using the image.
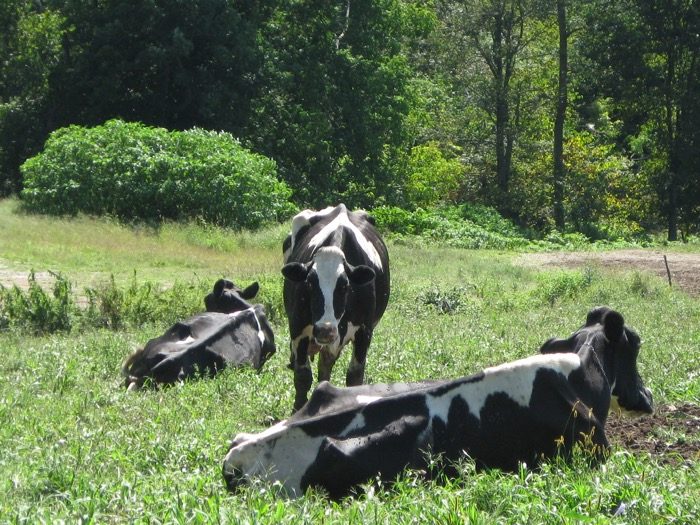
[518,249,700,296]
[0,268,57,292]
[606,403,700,464]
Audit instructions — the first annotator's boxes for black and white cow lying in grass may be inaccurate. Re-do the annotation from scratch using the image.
[123,279,275,390]
[222,307,652,498]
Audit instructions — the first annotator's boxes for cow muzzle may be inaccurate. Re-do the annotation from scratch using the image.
[313,322,339,345]
[611,386,654,416]
[222,464,246,492]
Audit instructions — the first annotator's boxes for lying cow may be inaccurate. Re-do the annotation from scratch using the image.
[282,204,390,411]
[222,307,651,498]
[123,280,275,390]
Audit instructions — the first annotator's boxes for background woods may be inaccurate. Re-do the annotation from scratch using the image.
[1,0,699,239]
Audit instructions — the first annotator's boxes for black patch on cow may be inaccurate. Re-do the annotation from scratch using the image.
[430,394,481,476]
[300,396,431,498]
[429,372,486,397]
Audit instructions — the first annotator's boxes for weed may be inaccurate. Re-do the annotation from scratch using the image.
[0,271,75,334]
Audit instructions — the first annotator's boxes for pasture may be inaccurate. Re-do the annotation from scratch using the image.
[1,199,699,523]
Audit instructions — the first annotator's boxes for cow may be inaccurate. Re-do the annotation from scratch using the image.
[204,278,260,313]
[122,280,275,390]
[281,204,390,411]
[539,306,653,414]
[222,307,652,498]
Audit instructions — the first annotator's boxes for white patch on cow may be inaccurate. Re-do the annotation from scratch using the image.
[426,353,582,422]
[307,207,383,270]
[340,413,367,437]
[176,335,195,345]
[286,207,337,262]
[249,307,266,345]
[223,424,325,497]
[356,395,381,405]
[341,322,360,348]
[225,307,265,345]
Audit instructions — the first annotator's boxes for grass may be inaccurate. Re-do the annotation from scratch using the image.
[1,198,699,523]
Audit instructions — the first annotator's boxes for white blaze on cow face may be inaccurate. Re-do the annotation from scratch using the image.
[307,207,383,270]
[312,247,346,347]
[426,353,582,422]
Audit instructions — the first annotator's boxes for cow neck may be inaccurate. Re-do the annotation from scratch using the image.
[228,306,266,345]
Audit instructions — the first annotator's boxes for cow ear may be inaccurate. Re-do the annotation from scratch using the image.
[282,262,310,282]
[586,306,611,326]
[347,264,375,286]
[240,281,259,300]
[603,310,625,342]
[213,279,235,297]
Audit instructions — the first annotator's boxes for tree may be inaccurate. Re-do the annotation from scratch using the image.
[579,0,700,240]
[435,0,549,216]
[0,1,65,195]
[49,0,270,134]
[552,0,567,230]
[248,0,413,207]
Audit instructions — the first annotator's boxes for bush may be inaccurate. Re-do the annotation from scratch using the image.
[404,142,464,209]
[20,119,296,229]
[372,204,531,250]
[0,271,76,334]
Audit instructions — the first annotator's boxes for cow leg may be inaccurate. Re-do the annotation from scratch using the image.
[346,329,371,386]
[318,349,338,383]
[293,338,313,412]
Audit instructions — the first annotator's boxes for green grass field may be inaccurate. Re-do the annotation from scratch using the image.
[1,199,699,523]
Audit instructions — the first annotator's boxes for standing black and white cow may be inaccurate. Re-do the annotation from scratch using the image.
[539,306,653,414]
[122,279,275,390]
[282,204,390,411]
[222,307,652,498]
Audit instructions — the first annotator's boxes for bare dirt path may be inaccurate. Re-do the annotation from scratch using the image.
[517,249,700,296]
[0,261,58,291]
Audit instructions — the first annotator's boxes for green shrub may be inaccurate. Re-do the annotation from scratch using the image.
[82,275,206,330]
[0,271,76,334]
[404,142,464,208]
[372,204,531,250]
[533,269,595,306]
[20,119,296,229]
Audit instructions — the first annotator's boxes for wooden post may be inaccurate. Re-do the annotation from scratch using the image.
[663,255,672,287]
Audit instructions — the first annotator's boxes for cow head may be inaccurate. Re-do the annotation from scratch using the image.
[282,247,375,345]
[204,278,259,314]
[540,307,653,414]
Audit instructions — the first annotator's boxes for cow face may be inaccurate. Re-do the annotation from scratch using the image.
[282,247,375,346]
[204,278,259,314]
[540,307,653,414]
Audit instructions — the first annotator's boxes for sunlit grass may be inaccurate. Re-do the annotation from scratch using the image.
[0,198,286,287]
[1,198,699,522]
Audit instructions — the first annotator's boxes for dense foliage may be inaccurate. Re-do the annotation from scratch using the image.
[20,120,295,228]
[1,0,699,239]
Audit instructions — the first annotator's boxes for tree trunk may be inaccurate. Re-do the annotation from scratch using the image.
[496,86,510,193]
[553,0,567,231]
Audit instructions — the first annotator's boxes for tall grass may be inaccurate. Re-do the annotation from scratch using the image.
[0,199,699,522]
